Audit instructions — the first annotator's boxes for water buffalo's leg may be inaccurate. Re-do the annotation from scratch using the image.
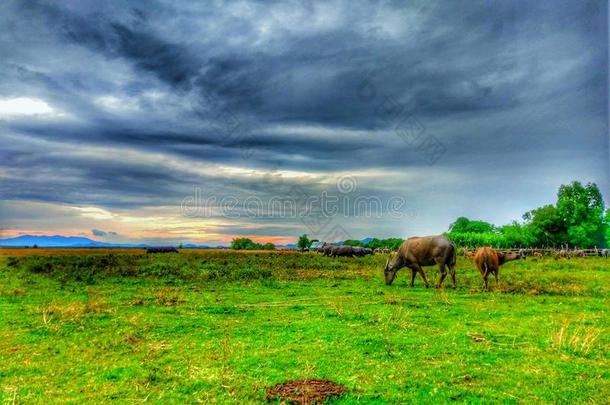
[410,268,416,287]
[449,264,457,288]
[412,264,429,288]
[482,269,490,291]
[436,263,447,288]
[494,269,499,286]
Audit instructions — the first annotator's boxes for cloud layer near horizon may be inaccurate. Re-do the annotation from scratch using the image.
[0,0,607,244]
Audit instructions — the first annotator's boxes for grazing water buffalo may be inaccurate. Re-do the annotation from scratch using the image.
[473,247,521,290]
[329,246,356,257]
[146,247,179,253]
[319,245,333,256]
[601,249,609,258]
[325,246,374,257]
[353,247,373,256]
[383,235,457,288]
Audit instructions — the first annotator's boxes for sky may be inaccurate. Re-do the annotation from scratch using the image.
[0,0,608,246]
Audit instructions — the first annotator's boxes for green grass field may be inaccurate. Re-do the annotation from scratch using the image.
[0,251,608,404]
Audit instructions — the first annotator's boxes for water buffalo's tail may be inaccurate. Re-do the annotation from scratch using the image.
[449,246,457,267]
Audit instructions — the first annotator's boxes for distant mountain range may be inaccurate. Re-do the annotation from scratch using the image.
[0,235,142,247]
[0,235,218,248]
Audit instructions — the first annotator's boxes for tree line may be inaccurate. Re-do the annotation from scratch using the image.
[230,238,276,250]
[446,181,609,248]
[251,181,608,251]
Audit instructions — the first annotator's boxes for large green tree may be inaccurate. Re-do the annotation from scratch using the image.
[605,209,610,247]
[498,222,535,247]
[261,242,276,250]
[297,234,311,250]
[449,217,495,234]
[555,181,606,248]
[231,238,262,250]
[231,238,276,250]
[447,181,608,248]
[522,204,566,247]
[521,182,607,248]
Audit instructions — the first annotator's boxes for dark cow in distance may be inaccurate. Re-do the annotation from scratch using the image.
[319,245,333,256]
[353,247,374,256]
[330,246,356,257]
[383,235,456,288]
[473,247,521,290]
[318,245,373,257]
[146,247,179,253]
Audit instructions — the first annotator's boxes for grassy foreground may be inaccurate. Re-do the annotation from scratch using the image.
[0,251,608,404]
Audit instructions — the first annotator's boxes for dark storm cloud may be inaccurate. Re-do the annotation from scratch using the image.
[91,229,106,236]
[92,229,118,237]
[0,0,607,239]
[75,21,199,89]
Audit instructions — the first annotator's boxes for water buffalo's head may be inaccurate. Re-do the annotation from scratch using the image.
[499,251,521,264]
[384,257,398,285]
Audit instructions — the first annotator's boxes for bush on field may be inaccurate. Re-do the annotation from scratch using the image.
[4,252,349,283]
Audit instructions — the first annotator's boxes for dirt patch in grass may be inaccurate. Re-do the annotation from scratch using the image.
[44,300,111,320]
[266,378,346,404]
[155,288,185,306]
[40,299,112,331]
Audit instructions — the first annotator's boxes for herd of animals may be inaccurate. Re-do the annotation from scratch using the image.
[144,238,607,290]
[317,245,375,257]
[312,235,609,290]
[146,247,179,253]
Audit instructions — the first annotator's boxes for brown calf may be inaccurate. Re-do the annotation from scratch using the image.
[473,247,521,290]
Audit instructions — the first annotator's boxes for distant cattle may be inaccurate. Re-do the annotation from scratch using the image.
[601,249,609,258]
[473,247,521,290]
[146,247,179,253]
[322,245,374,257]
[383,235,456,288]
[353,247,373,256]
[555,249,570,259]
[329,246,355,257]
[572,249,586,258]
[319,245,333,256]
